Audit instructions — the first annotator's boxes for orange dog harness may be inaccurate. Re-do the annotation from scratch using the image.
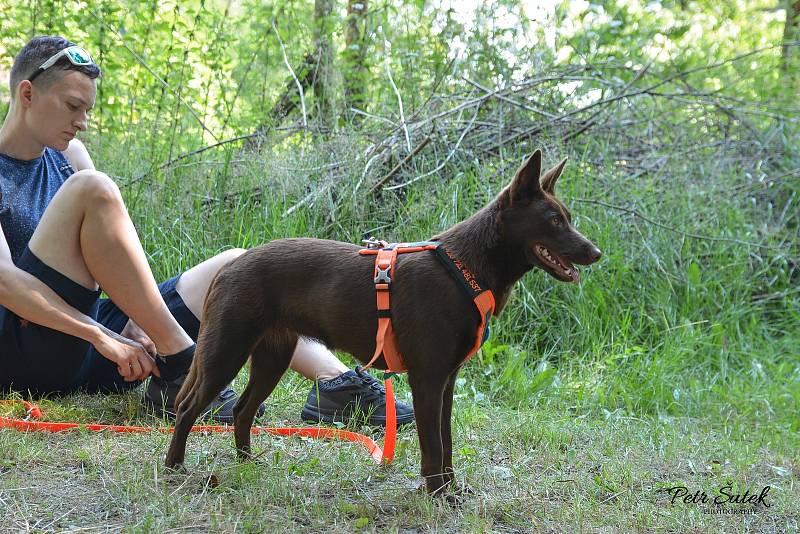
[358,240,495,373]
[357,240,495,463]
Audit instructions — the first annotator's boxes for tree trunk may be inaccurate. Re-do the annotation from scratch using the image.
[344,0,369,116]
[246,51,318,147]
[782,0,800,72]
[314,0,335,126]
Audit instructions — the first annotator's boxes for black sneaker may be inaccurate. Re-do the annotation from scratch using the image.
[301,368,415,427]
[143,374,265,424]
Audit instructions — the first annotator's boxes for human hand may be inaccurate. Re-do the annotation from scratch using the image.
[93,324,160,381]
[120,318,156,357]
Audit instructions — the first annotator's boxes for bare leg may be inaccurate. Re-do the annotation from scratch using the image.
[29,170,191,355]
[175,248,245,317]
[289,338,348,380]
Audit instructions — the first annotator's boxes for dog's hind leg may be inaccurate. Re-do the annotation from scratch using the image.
[233,329,298,458]
[164,316,264,469]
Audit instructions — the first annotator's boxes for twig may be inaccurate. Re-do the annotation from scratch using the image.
[573,198,785,251]
[283,181,336,217]
[158,134,260,170]
[369,136,432,194]
[384,39,412,153]
[732,168,800,193]
[122,133,262,187]
[463,77,556,119]
[349,108,399,127]
[272,20,307,130]
[385,102,483,191]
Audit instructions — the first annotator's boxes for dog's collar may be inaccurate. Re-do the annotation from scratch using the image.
[431,243,495,351]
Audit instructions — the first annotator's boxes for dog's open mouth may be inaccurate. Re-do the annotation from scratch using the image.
[533,245,580,283]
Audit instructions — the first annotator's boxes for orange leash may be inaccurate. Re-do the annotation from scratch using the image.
[0,400,386,464]
[381,377,397,463]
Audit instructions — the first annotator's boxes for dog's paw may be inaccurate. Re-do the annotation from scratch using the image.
[449,482,475,498]
[204,473,220,489]
[164,461,187,474]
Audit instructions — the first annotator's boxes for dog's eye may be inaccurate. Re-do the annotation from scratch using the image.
[550,217,561,227]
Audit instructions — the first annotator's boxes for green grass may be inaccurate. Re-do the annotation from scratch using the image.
[1,129,798,532]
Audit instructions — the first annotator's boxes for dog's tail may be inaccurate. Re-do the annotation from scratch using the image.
[174,363,198,413]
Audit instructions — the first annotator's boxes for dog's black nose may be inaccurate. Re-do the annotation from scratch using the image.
[588,246,602,263]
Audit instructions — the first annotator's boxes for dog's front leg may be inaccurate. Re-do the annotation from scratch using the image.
[408,371,448,495]
[441,369,473,497]
[441,371,458,487]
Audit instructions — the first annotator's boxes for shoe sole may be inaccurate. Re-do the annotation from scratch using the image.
[301,406,415,427]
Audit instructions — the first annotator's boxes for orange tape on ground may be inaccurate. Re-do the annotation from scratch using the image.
[0,400,386,464]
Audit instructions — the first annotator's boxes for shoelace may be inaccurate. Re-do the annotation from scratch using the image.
[355,371,386,395]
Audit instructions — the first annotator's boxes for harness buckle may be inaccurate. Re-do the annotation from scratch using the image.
[362,237,388,250]
[374,266,392,284]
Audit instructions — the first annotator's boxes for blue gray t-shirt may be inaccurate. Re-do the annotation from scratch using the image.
[0,148,75,263]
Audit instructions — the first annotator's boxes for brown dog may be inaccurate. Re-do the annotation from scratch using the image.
[164,149,601,496]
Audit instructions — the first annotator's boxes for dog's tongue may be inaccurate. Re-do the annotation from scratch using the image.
[554,252,580,283]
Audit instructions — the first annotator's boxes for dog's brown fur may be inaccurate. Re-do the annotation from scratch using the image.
[164,150,601,497]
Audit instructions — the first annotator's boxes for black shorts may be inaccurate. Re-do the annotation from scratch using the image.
[0,246,200,396]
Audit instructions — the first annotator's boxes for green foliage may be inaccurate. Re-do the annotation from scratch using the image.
[2,0,793,152]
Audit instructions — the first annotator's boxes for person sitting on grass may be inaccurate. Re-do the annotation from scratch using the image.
[0,35,413,427]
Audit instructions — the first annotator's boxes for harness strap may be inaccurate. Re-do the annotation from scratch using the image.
[433,246,485,298]
[362,247,406,372]
[432,246,495,366]
[360,242,495,374]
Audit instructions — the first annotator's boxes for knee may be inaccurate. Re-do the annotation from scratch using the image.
[66,170,123,206]
[218,248,247,267]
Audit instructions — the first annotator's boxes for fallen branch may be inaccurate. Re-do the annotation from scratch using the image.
[369,136,432,194]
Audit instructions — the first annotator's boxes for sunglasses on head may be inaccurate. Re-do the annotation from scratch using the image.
[27,45,95,83]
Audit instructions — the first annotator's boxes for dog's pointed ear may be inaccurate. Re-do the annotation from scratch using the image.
[540,157,567,194]
[509,150,542,204]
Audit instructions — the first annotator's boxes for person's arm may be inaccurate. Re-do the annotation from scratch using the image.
[62,138,95,171]
[0,221,156,380]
